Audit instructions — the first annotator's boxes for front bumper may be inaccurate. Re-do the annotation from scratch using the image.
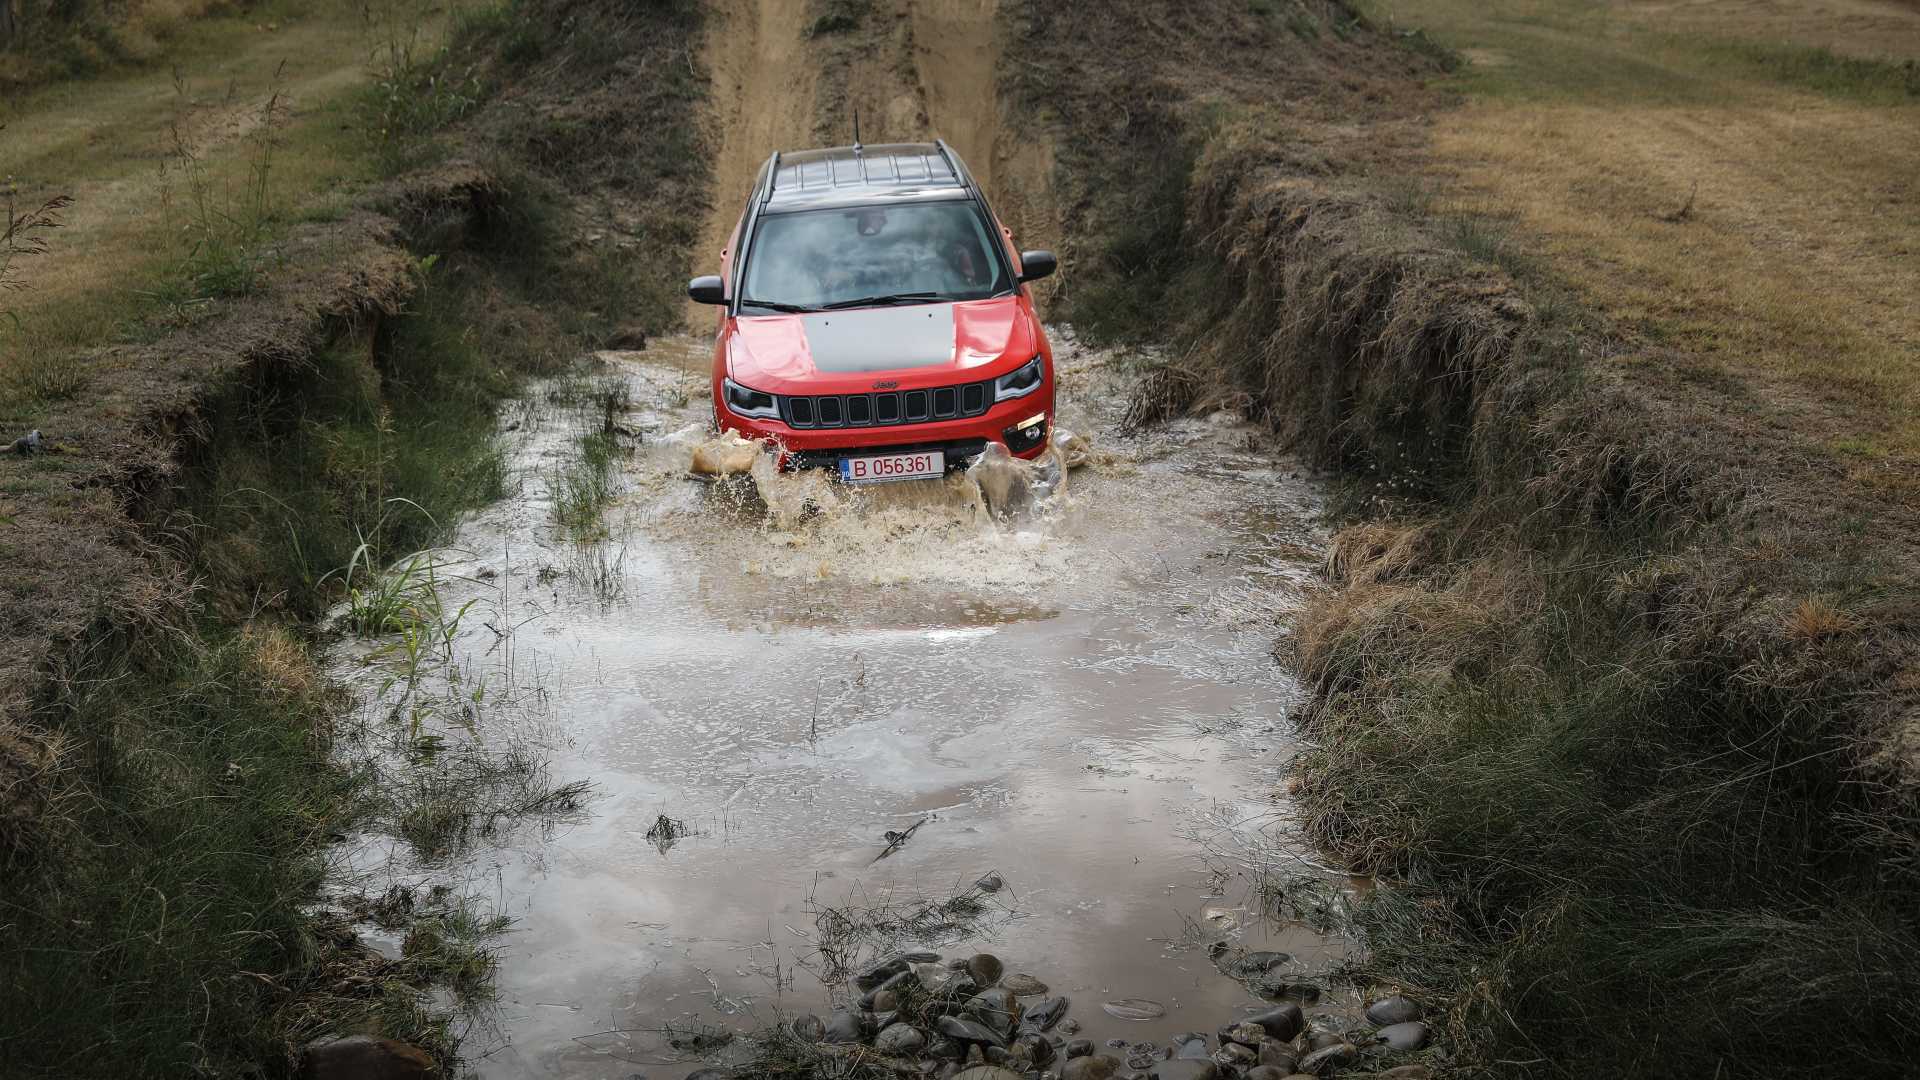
[719,395,1053,470]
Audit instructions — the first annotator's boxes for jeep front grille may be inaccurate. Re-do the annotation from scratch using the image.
[780,379,995,430]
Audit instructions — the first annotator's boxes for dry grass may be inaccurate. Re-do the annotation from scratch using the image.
[0,716,65,857]
[1365,0,1920,473]
[1011,1,1920,1075]
[0,0,233,87]
[1786,595,1860,641]
[1624,0,1920,61]
[0,4,391,415]
[1324,521,1431,586]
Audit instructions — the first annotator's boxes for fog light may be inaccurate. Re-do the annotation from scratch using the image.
[1004,415,1048,453]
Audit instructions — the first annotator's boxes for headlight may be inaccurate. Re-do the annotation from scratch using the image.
[723,378,782,420]
[993,355,1045,402]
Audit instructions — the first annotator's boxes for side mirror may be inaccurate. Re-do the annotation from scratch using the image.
[1017,250,1057,283]
[687,275,726,305]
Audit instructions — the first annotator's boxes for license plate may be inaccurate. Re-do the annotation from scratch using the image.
[839,449,944,484]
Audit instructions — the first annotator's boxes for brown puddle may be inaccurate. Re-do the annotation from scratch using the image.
[325,329,1347,1077]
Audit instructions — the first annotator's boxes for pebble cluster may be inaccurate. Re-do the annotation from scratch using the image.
[695,948,1437,1080]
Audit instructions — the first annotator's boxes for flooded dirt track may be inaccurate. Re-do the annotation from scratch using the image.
[328,332,1348,1077]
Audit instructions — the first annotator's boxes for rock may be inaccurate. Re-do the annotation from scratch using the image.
[9,430,41,456]
[300,1036,435,1080]
[1278,981,1322,1005]
[975,873,1005,893]
[1297,1042,1358,1074]
[1060,1055,1123,1080]
[1245,1004,1303,1041]
[1019,995,1070,1033]
[1379,1067,1434,1079]
[1307,1030,1345,1052]
[1257,1039,1296,1072]
[1201,905,1242,928]
[1101,998,1167,1022]
[1066,1038,1095,1058]
[873,989,899,1012]
[858,957,913,991]
[1173,1036,1209,1058]
[915,962,973,993]
[877,1023,928,1055]
[966,990,1018,1038]
[790,1013,826,1041]
[684,1071,731,1080]
[1225,1022,1268,1048]
[927,1036,965,1060]
[1365,995,1421,1027]
[967,953,1005,987]
[1375,1021,1430,1051]
[1243,1069,1291,1080]
[823,1010,867,1044]
[1149,1060,1220,1080]
[1010,1033,1055,1067]
[1002,972,1049,996]
[860,966,920,1010]
[936,1014,1009,1049]
[983,1046,1012,1066]
[1215,1041,1257,1068]
[969,987,1019,1017]
[1251,970,1294,997]
[1224,950,1292,977]
[1059,1017,1082,1035]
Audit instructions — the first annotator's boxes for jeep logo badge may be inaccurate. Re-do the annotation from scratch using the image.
[872,380,899,390]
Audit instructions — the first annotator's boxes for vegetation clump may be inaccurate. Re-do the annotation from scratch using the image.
[0,0,708,1073]
[1005,0,1920,1076]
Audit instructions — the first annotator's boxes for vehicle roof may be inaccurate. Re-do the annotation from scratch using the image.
[760,142,975,212]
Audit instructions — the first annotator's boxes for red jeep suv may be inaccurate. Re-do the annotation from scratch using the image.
[689,140,1057,484]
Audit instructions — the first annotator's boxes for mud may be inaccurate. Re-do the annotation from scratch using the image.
[325,330,1346,1077]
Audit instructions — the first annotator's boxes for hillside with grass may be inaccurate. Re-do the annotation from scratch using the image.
[0,0,704,1074]
[1004,0,1920,1076]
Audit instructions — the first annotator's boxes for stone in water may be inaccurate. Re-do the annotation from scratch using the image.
[1101,998,1167,1022]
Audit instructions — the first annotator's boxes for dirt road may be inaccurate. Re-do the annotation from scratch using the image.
[690,0,1058,318]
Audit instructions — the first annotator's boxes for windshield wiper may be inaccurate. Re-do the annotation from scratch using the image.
[738,297,817,314]
[818,291,945,310]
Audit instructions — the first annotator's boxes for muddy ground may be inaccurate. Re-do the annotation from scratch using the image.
[328,330,1360,1077]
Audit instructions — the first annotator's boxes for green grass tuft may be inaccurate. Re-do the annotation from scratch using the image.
[0,630,358,1077]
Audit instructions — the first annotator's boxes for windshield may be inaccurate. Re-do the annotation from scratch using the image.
[738,201,1010,312]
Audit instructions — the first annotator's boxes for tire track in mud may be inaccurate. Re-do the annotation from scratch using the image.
[694,0,818,308]
[693,0,1059,310]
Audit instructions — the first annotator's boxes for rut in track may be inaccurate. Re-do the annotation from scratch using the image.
[691,0,1058,306]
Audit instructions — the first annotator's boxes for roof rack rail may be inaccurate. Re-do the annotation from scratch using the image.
[758,151,782,206]
[933,140,974,199]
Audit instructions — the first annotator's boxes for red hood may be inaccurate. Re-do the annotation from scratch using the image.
[726,296,1042,394]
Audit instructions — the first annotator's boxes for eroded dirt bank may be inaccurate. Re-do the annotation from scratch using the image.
[995,1,1920,1077]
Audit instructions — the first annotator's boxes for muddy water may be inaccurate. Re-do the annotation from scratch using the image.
[329,331,1344,1077]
